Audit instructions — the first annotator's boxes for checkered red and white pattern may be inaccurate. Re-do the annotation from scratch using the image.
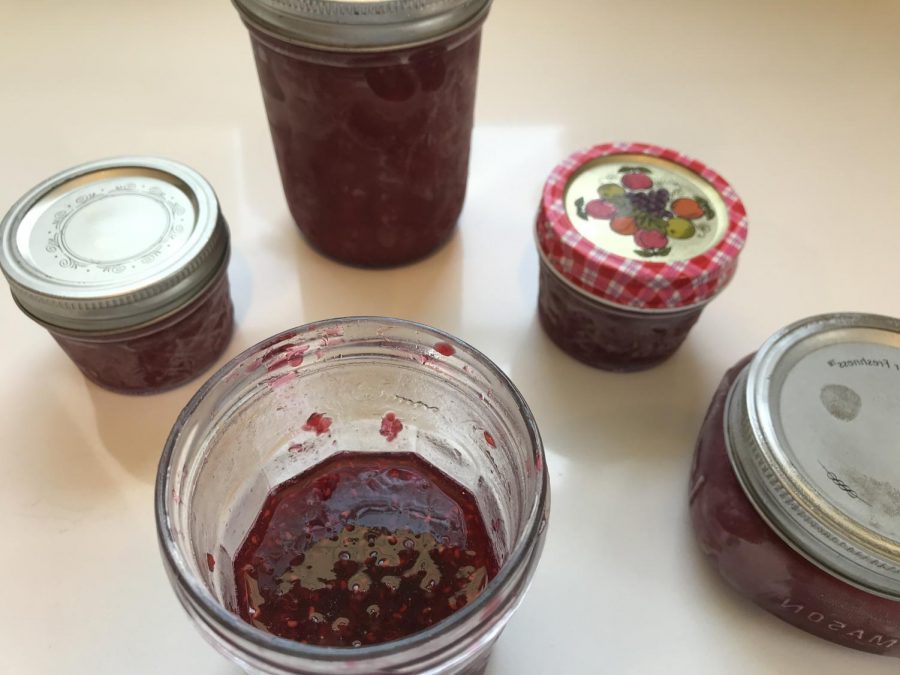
[537,142,749,310]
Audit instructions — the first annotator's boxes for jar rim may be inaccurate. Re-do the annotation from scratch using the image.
[18,254,230,338]
[232,0,492,52]
[155,316,550,666]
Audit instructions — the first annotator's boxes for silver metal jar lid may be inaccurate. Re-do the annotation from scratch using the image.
[726,313,900,599]
[0,157,229,334]
[232,0,492,51]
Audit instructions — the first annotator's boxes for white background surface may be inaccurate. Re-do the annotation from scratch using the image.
[1,1,899,673]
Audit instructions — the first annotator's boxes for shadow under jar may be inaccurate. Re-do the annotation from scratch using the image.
[232,0,492,267]
[536,142,748,372]
[156,317,550,674]
[0,157,234,394]
[690,313,900,657]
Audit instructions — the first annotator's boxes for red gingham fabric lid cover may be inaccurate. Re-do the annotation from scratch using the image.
[537,142,749,310]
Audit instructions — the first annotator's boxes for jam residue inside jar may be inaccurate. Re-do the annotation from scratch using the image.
[234,451,499,646]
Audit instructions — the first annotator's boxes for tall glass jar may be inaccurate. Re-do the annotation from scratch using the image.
[232,0,492,267]
[156,317,550,674]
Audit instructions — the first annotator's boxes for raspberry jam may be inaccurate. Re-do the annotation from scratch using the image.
[243,22,485,267]
[234,451,500,647]
[537,258,702,371]
[690,314,900,656]
[51,269,234,394]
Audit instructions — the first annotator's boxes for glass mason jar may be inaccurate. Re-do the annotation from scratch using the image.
[156,317,550,674]
[231,0,492,267]
[0,157,234,394]
[537,254,705,371]
[690,313,900,657]
[536,142,748,372]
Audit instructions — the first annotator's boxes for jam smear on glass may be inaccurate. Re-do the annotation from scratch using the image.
[234,452,499,647]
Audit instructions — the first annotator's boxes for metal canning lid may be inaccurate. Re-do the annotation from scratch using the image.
[0,157,229,334]
[537,142,748,310]
[726,312,900,599]
[232,0,492,51]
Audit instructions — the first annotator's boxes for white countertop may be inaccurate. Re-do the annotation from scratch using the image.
[2,1,899,672]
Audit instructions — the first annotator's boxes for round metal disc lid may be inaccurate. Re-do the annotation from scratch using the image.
[232,0,492,50]
[0,157,229,333]
[726,313,900,598]
[537,142,748,310]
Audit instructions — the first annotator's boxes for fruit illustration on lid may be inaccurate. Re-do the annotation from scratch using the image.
[573,162,716,259]
[620,167,653,190]
[610,215,637,235]
[672,196,714,220]
[634,228,668,251]
[667,217,696,239]
[597,183,626,199]
[584,199,617,220]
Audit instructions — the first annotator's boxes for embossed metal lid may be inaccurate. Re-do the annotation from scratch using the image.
[537,142,748,310]
[726,313,900,599]
[0,157,229,333]
[232,0,492,50]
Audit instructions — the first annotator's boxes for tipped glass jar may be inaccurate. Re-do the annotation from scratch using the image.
[156,317,550,674]
[0,157,234,394]
[536,143,748,371]
[232,0,492,267]
[690,313,900,657]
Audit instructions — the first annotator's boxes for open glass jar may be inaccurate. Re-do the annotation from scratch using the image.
[0,157,234,394]
[536,142,748,371]
[232,0,492,267]
[156,317,550,674]
[690,313,900,656]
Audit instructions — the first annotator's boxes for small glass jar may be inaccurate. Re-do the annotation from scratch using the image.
[231,0,492,267]
[536,142,748,371]
[0,157,234,394]
[156,317,550,674]
[690,313,900,657]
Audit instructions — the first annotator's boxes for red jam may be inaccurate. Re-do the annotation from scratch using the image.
[537,260,702,371]
[234,451,500,647]
[50,270,234,395]
[379,412,404,442]
[434,342,456,357]
[245,23,484,267]
[689,356,900,656]
[302,412,333,436]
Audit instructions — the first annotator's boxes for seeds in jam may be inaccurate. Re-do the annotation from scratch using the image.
[233,452,499,646]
